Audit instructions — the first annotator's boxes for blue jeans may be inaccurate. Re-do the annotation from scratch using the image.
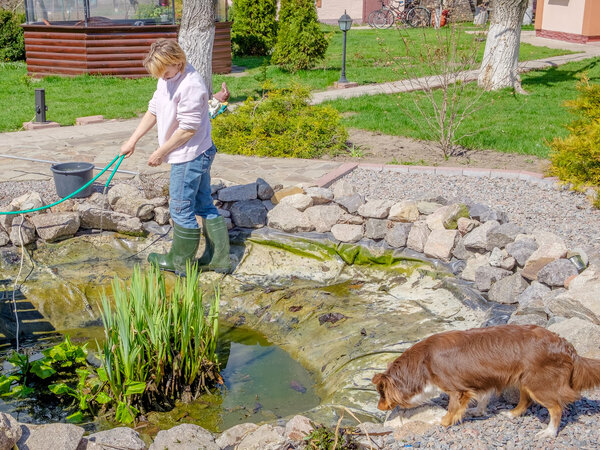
[169,144,219,229]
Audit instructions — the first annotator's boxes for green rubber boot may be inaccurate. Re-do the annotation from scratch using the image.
[197,216,231,273]
[197,217,213,265]
[148,223,200,276]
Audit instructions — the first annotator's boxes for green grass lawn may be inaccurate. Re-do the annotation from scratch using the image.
[325,57,600,158]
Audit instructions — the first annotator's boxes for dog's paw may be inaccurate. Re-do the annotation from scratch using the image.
[500,410,517,419]
[535,426,558,439]
[466,407,487,417]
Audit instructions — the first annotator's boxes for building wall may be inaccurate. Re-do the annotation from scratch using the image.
[316,0,366,24]
[540,0,584,35]
[582,0,600,38]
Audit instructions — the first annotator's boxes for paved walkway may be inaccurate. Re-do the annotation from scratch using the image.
[0,31,599,189]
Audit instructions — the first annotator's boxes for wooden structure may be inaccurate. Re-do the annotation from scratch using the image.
[22,21,232,78]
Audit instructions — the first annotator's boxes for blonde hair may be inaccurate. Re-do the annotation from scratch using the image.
[144,39,187,78]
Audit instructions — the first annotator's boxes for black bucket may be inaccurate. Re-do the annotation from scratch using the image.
[50,162,95,198]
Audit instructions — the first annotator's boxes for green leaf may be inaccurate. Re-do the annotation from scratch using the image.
[30,361,57,379]
[96,367,108,382]
[48,383,76,396]
[66,411,85,423]
[124,381,146,396]
[0,375,18,395]
[48,346,67,362]
[79,394,89,411]
[10,385,34,398]
[94,391,112,405]
[115,401,139,424]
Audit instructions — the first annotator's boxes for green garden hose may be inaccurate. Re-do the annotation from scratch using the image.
[0,154,125,215]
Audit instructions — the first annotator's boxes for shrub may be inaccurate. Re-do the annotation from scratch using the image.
[271,0,328,72]
[0,10,25,62]
[548,75,600,189]
[212,84,348,158]
[230,0,277,56]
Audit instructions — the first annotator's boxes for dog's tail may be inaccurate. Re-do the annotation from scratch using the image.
[572,355,600,392]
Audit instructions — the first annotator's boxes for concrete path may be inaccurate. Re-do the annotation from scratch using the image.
[0,31,598,189]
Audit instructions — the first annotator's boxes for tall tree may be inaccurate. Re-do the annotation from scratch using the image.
[231,0,278,56]
[478,0,528,93]
[178,0,215,95]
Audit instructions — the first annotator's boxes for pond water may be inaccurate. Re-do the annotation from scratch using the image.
[0,325,320,435]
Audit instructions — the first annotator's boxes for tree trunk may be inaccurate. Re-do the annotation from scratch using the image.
[477,0,528,92]
[179,0,215,96]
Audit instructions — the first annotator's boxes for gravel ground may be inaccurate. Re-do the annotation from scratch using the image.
[341,168,600,263]
[384,391,600,449]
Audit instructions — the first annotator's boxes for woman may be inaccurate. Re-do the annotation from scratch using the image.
[120,39,230,275]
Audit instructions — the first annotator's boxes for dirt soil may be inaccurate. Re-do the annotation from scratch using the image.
[324,128,550,174]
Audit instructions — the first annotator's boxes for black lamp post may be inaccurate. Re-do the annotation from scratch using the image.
[337,11,353,84]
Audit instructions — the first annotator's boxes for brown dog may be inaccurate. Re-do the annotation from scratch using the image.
[372,324,600,437]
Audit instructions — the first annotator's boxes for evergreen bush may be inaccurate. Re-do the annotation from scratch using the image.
[212,84,347,159]
[0,10,25,62]
[230,0,277,56]
[548,75,600,189]
[271,0,328,72]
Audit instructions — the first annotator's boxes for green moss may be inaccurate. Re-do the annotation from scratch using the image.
[444,203,470,230]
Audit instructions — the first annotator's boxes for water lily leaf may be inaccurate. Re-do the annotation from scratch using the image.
[97,367,108,382]
[0,375,18,395]
[124,381,146,396]
[49,383,76,396]
[66,411,85,423]
[10,385,34,398]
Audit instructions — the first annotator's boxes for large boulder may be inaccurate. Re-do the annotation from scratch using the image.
[230,200,268,228]
[488,273,529,304]
[423,229,459,262]
[150,424,218,450]
[218,183,258,202]
[17,423,85,450]
[78,204,143,234]
[267,204,312,232]
[0,413,22,450]
[80,427,145,450]
[9,217,36,246]
[548,317,600,358]
[304,204,344,233]
[31,212,80,242]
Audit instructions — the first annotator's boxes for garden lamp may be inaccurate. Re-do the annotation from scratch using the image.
[337,11,353,84]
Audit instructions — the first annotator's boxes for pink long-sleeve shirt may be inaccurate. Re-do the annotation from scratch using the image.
[148,63,212,164]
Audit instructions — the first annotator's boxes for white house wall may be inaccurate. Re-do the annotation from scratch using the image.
[316,0,364,25]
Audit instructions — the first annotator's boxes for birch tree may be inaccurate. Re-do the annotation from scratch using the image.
[178,0,215,95]
[478,0,528,93]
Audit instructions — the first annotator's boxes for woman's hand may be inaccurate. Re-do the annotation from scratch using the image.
[120,140,136,158]
[148,150,164,167]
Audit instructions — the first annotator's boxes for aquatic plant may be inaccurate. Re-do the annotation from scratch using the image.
[98,262,221,422]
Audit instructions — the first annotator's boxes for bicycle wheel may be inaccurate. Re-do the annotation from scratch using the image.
[406,7,430,27]
[371,9,395,29]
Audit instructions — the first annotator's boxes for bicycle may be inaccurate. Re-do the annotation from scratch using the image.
[368,0,431,29]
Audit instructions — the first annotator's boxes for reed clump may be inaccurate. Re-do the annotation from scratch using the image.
[99,262,220,422]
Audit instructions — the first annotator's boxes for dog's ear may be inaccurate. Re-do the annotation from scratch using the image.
[372,372,385,386]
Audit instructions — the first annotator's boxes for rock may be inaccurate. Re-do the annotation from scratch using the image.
[488,273,529,304]
[81,427,145,450]
[457,217,478,235]
[357,199,394,219]
[339,212,363,225]
[425,203,469,231]
[536,258,579,287]
[261,200,275,212]
[393,421,435,441]
[50,198,77,213]
[31,212,80,242]
[474,265,512,292]
[516,281,551,315]
[416,201,442,215]
[9,217,36,246]
[388,200,420,222]
[506,238,538,267]
[10,191,44,212]
[216,423,259,450]
[548,317,600,358]
[0,413,22,450]
[78,204,143,234]
[543,290,600,325]
[406,221,430,253]
[507,313,548,327]
[332,180,356,199]
[385,222,411,248]
[218,183,258,202]
[112,197,155,220]
[149,424,218,450]
[279,193,314,211]
[565,265,600,320]
[236,424,286,450]
[364,218,390,240]
[271,186,304,205]
[522,237,568,281]
[335,193,364,214]
[285,415,314,441]
[468,203,508,223]
[305,187,333,205]
[230,200,268,228]
[107,183,143,206]
[385,404,446,427]
[0,204,17,232]
[304,204,344,233]
[267,204,313,233]
[148,196,168,208]
[486,223,523,249]
[87,192,110,209]
[256,178,274,200]
[331,224,363,243]
[460,253,490,282]
[463,220,499,252]
[153,206,170,225]
[423,229,459,262]
[451,237,477,260]
[0,230,9,246]
[17,423,84,450]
